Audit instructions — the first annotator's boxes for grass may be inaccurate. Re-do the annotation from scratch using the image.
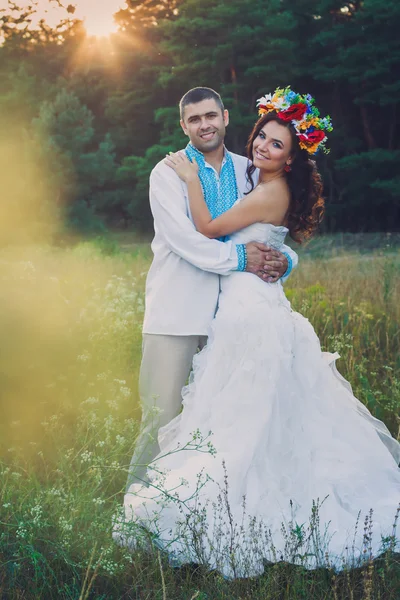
[0,234,399,599]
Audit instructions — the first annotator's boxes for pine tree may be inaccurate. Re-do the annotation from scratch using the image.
[32,88,117,230]
[308,0,400,230]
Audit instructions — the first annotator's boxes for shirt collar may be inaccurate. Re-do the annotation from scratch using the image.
[186,143,229,169]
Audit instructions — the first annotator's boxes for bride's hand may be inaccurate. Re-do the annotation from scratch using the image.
[165,151,199,183]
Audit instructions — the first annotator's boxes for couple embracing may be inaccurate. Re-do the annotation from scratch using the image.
[113,87,400,577]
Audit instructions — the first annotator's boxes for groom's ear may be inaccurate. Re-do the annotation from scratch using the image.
[180,119,189,137]
[223,109,229,127]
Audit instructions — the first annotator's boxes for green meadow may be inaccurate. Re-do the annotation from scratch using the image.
[0,234,399,599]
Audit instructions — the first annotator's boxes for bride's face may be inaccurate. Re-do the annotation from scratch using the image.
[252,120,293,174]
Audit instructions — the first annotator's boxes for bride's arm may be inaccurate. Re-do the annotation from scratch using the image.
[186,179,286,239]
[165,152,288,239]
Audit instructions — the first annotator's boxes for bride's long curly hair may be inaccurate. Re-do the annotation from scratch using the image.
[245,112,325,243]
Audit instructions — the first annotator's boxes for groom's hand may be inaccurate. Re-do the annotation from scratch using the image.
[245,242,288,283]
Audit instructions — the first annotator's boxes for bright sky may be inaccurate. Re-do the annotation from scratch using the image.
[0,0,126,37]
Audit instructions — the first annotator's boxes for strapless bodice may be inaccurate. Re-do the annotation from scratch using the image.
[229,222,288,250]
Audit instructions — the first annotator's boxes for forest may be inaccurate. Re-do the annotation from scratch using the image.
[1,0,399,237]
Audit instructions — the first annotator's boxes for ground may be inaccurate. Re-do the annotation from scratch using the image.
[0,233,399,599]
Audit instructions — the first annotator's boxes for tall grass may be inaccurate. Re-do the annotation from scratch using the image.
[0,235,399,599]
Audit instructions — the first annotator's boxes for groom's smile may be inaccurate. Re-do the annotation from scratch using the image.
[200,130,216,141]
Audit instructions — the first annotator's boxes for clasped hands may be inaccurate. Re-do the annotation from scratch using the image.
[246,243,288,283]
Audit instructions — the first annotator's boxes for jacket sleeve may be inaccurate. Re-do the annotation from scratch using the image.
[149,162,241,275]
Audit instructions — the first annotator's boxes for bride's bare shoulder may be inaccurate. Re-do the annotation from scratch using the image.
[256,178,290,203]
[250,179,290,224]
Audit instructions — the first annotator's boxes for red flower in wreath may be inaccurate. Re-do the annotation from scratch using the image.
[298,130,326,145]
[277,103,307,122]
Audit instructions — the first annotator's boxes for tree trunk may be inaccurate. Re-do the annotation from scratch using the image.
[229,63,241,153]
[230,63,239,106]
[359,104,376,150]
[388,103,397,150]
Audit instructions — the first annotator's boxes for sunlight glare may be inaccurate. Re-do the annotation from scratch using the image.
[0,0,124,39]
[79,0,121,37]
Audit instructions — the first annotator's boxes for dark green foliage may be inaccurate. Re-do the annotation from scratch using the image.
[335,150,400,230]
[0,0,399,233]
[31,88,117,230]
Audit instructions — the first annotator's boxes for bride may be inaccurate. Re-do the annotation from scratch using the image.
[113,88,400,577]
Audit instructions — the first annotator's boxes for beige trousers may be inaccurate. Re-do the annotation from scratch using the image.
[126,333,207,491]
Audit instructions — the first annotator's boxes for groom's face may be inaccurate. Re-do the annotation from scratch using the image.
[180,99,229,154]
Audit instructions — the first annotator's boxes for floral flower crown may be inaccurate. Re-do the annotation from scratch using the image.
[256,87,333,155]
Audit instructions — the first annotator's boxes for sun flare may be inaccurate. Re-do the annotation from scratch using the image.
[2,0,125,39]
[77,1,122,37]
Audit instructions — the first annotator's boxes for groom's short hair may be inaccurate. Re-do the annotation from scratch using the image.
[179,87,225,120]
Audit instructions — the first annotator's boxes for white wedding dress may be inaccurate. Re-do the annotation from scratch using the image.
[113,222,400,578]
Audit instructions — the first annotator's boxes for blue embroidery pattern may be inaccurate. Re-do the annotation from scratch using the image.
[185,143,246,271]
[281,252,293,281]
[237,245,247,272]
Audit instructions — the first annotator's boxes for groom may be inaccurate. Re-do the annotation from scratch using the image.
[126,87,298,490]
